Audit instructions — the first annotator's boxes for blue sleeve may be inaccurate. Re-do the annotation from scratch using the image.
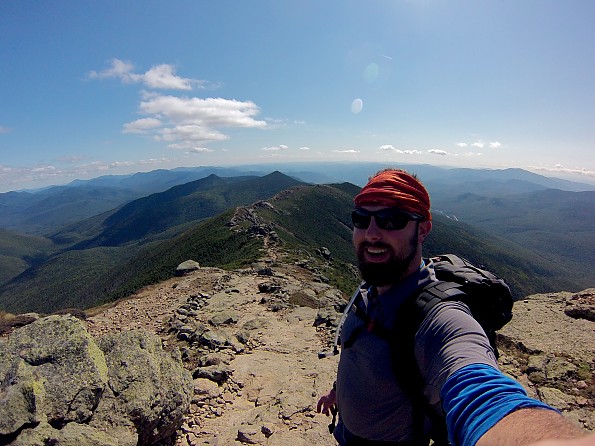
[441,363,558,446]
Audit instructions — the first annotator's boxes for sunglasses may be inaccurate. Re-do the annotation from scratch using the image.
[351,207,424,230]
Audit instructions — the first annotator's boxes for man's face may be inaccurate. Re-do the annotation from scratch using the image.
[352,205,423,286]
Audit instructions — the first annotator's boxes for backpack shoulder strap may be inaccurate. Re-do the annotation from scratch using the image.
[392,280,458,445]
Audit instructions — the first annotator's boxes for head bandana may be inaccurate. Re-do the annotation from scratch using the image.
[354,169,431,220]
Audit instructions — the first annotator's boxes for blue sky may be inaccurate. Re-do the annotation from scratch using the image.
[1,0,594,192]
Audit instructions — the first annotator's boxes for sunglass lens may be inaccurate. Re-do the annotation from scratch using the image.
[376,212,409,230]
[351,209,371,229]
[351,208,415,230]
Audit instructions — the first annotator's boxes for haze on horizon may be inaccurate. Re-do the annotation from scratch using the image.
[1,1,594,192]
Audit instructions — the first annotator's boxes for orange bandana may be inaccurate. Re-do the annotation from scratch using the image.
[354,169,431,220]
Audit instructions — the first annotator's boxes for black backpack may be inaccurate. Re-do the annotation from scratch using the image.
[324,254,514,445]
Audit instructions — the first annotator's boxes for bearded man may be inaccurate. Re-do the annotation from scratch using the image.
[317,168,589,446]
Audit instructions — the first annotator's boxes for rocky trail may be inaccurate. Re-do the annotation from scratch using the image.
[86,259,343,446]
[2,247,593,445]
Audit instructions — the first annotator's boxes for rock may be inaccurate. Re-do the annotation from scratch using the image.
[316,247,332,261]
[314,308,339,327]
[194,377,223,400]
[0,316,193,446]
[176,260,201,276]
[539,387,575,411]
[257,267,274,276]
[237,425,264,444]
[0,315,108,433]
[200,329,232,349]
[9,421,122,446]
[565,305,595,322]
[192,364,233,384]
[209,311,239,326]
[545,356,577,380]
[95,330,193,444]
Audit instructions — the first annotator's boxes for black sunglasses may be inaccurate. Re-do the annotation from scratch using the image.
[351,207,424,230]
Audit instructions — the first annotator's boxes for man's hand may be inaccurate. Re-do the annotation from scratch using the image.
[316,387,337,416]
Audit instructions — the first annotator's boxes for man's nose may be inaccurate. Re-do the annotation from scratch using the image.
[364,217,383,239]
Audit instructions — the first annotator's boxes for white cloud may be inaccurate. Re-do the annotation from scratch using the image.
[187,147,214,153]
[380,144,399,152]
[379,145,421,155]
[88,59,136,82]
[262,145,288,151]
[92,59,267,152]
[123,95,266,149]
[88,58,210,91]
[489,141,502,149]
[333,149,360,154]
[471,141,485,149]
[0,158,176,191]
[429,149,448,156]
[456,142,468,148]
[530,165,595,178]
[122,118,163,134]
[142,64,194,90]
[299,146,310,151]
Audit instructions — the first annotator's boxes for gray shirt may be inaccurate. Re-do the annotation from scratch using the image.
[336,261,499,442]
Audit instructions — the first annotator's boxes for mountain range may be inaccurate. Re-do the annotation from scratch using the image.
[0,163,594,314]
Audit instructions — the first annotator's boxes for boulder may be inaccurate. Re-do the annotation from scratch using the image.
[175,260,201,276]
[0,315,108,433]
[0,315,193,446]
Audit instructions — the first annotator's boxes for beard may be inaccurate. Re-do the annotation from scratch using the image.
[356,230,419,287]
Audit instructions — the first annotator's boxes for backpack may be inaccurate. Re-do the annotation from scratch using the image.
[320,254,514,445]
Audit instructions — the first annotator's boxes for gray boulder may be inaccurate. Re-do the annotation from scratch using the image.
[0,315,193,445]
[175,260,200,276]
[0,315,108,434]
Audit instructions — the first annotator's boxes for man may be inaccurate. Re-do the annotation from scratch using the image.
[317,169,590,446]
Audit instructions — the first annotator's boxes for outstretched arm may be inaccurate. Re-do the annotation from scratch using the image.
[441,364,588,446]
[477,408,587,446]
[528,432,595,446]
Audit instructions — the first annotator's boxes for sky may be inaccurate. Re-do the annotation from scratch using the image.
[1,0,594,192]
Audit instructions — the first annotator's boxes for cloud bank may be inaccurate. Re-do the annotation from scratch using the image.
[90,59,266,151]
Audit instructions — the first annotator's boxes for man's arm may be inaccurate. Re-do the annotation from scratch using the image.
[440,364,587,446]
[477,408,587,446]
[528,432,595,446]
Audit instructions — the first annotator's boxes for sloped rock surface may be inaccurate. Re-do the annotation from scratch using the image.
[498,289,595,431]
[3,254,592,445]
[0,315,193,445]
[82,259,594,444]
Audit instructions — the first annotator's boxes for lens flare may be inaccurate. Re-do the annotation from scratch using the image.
[351,98,363,114]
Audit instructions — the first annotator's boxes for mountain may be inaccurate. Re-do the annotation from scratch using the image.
[52,171,303,248]
[2,175,591,315]
[2,163,593,238]
[0,167,263,235]
[431,189,595,281]
[0,229,54,285]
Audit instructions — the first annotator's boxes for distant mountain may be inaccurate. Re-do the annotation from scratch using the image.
[2,163,592,237]
[52,171,304,248]
[2,175,592,314]
[0,167,262,235]
[431,189,595,276]
[0,185,142,235]
[0,229,54,285]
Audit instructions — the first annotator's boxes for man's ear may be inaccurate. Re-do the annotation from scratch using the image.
[418,220,432,243]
